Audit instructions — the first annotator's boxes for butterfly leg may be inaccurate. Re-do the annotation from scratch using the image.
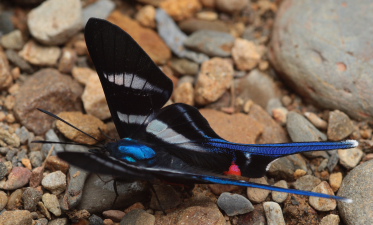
[149,183,167,215]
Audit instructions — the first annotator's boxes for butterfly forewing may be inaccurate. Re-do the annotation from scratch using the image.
[85,19,173,139]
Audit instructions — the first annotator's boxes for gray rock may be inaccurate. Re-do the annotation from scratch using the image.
[169,58,199,76]
[235,70,281,110]
[22,187,42,211]
[0,30,25,50]
[41,129,65,157]
[15,126,31,145]
[338,160,373,224]
[83,0,115,24]
[327,110,354,141]
[120,209,155,225]
[184,30,235,57]
[5,49,34,74]
[263,201,286,225]
[338,147,363,169]
[0,162,8,180]
[293,175,322,191]
[29,151,43,168]
[89,214,104,225]
[41,171,66,195]
[0,11,14,35]
[271,180,288,203]
[217,192,254,216]
[156,9,209,63]
[269,0,373,122]
[28,0,83,45]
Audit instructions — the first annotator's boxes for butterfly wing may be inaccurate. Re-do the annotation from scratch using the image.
[85,18,173,139]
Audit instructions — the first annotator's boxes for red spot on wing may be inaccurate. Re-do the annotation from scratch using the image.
[224,162,242,176]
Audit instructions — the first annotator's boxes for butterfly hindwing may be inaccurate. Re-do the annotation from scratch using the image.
[85,18,173,139]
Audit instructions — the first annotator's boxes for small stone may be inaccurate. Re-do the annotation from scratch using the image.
[29,166,44,188]
[196,11,218,21]
[29,152,43,168]
[27,0,83,45]
[135,5,156,28]
[56,111,107,145]
[21,158,32,170]
[149,184,181,211]
[0,210,33,225]
[169,58,199,76]
[120,209,155,225]
[19,40,61,66]
[309,181,337,211]
[1,30,25,50]
[0,191,8,211]
[22,187,42,211]
[329,172,342,192]
[5,49,34,74]
[247,177,271,203]
[41,171,67,195]
[320,214,340,225]
[272,107,288,125]
[271,180,288,203]
[195,58,233,105]
[7,189,23,210]
[0,127,20,147]
[15,126,30,145]
[13,69,83,135]
[160,0,202,21]
[102,210,125,222]
[232,38,262,71]
[45,156,70,174]
[263,201,286,225]
[304,112,328,130]
[293,169,307,179]
[42,193,62,216]
[0,47,13,90]
[58,48,77,74]
[184,30,235,57]
[89,214,104,225]
[294,175,322,191]
[0,167,31,190]
[48,218,69,225]
[217,192,254,216]
[216,0,249,14]
[72,66,96,85]
[327,110,354,141]
[82,0,115,24]
[82,75,111,120]
[338,147,363,169]
[38,202,51,220]
[173,81,194,105]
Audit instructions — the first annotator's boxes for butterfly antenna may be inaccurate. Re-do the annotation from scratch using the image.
[31,140,102,148]
[36,108,99,142]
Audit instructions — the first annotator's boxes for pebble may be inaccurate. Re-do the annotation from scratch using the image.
[56,111,106,145]
[0,161,9,180]
[27,0,83,45]
[263,201,286,225]
[102,210,125,222]
[0,30,25,50]
[304,112,328,130]
[7,188,23,210]
[247,177,271,203]
[235,70,281,110]
[0,191,8,210]
[338,160,373,224]
[0,47,13,90]
[45,156,70,174]
[15,126,30,145]
[0,127,20,147]
[83,0,115,25]
[41,171,67,195]
[89,214,105,225]
[0,11,15,35]
[327,110,354,141]
[173,80,194,105]
[271,180,288,203]
[179,18,230,34]
[71,66,96,85]
[38,201,52,220]
[269,0,373,122]
[0,167,31,190]
[272,107,288,125]
[196,11,218,20]
[293,175,321,191]
[82,75,111,120]
[29,166,43,188]
[58,48,77,74]
[232,38,262,71]
[42,193,62,216]
[216,0,249,14]
[338,147,363,169]
[0,210,33,225]
[108,11,171,65]
[184,30,235,57]
[41,129,65,157]
[309,181,337,211]
[5,49,34,73]
[217,192,254,216]
[320,214,340,225]
[120,209,155,225]
[22,187,42,211]
[329,172,342,192]
[156,9,209,63]
[135,5,156,28]
[19,40,61,66]
[169,58,199,76]
[13,69,83,135]
[149,184,182,211]
[160,0,202,21]
[194,58,233,105]
[237,204,266,225]
[48,218,68,225]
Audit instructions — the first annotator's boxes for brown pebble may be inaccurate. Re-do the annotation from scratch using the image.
[45,156,69,174]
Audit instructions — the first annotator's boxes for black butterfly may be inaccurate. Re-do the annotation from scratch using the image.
[45,18,357,203]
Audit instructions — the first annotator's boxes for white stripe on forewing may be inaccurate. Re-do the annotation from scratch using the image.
[103,72,163,93]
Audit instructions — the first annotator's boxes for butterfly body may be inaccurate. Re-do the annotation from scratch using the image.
[52,18,358,202]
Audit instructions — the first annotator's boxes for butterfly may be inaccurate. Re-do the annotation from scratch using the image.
[41,18,357,203]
